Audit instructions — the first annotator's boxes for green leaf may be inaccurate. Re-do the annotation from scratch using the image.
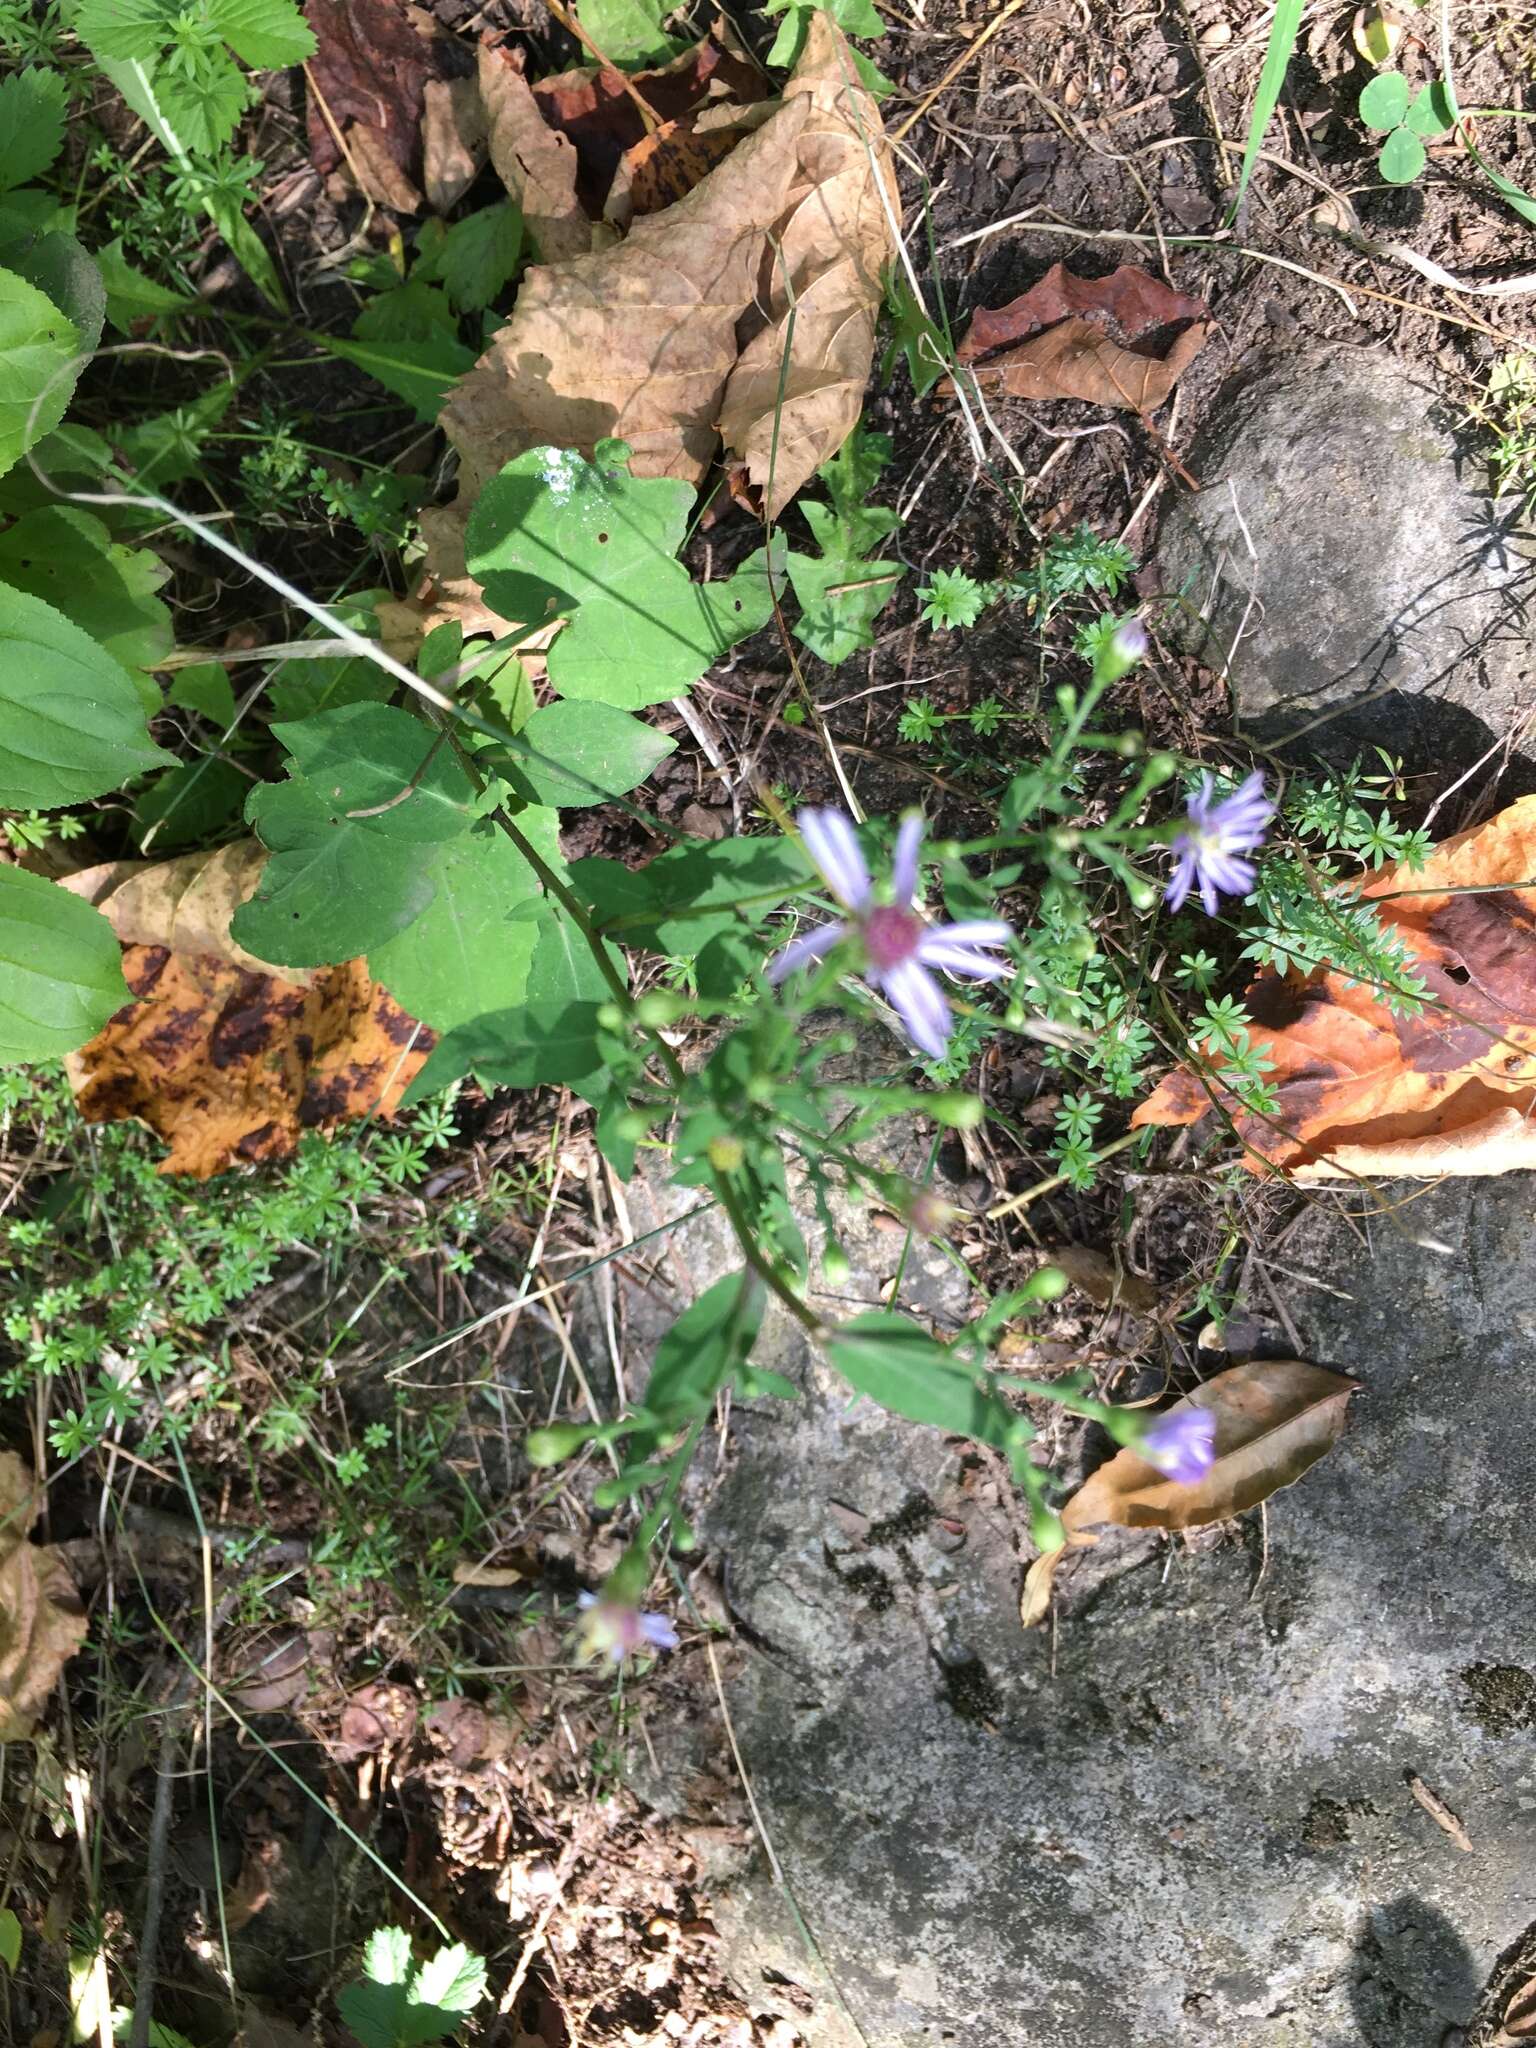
[135,756,248,852]
[93,234,193,332]
[353,275,459,345]
[235,704,477,965]
[572,0,680,67]
[369,813,559,1032]
[1226,0,1302,220]
[764,0,883,69]
[116,381,235,488]
[0,576,171,806]
[0,264,79,480]
[167,659,235,725]
[0,1904,20,1970]
[338,1979,412,2048]
[827,1310,1025,1454]
[405,1941,488,2024]
[0,70,66,193]
[1378,125,1427,183]
[266,598,392,720]
[881,269,948,398]
[419,201,522,314]
[0,866,131,1063]
[362,1926,415,1988]
[575,835,810,955]
[787,539,902,667]
[202,188,288,309]
[642,1270,766,1426]
[549,546,780,708]
[500,700,675,808]
[1,232,106,363]
[75,0,179,60]
[1359,70,1411,131]
[1405,80,1455,138]
[319,331,475,424]
[155,52,251,157]
[0,506,174,675]
[1461,133,1536,227]
[467,441,693,624]
[207,0,317,68]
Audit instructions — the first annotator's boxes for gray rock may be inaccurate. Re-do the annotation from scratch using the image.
[675,1173,1536,2048]
[1156,346,1536,775]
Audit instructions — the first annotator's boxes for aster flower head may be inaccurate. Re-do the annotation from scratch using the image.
[1165,771,1273,918]
[1140,1406,1217,1485]
[767,808,1013,1061]
[575,1592,679,1665]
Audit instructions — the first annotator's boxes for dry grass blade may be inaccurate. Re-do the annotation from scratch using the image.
[1022,1361,1359,1627]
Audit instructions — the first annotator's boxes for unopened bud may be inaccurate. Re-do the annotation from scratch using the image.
[525,1422,593,1467]
[1026,1264,1068,1302]
[636,991,688,1028]
[929,1092,983,1130]
[706,1134,745,1172]
[596,1002,625,1033]
[822,1242,851,1287]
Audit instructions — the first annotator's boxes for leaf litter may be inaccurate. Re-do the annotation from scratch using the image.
[0,1450,89,1739]
[58,845,432,1177]
[1134,792,1536,1178]
[1021,1361,1359,1626]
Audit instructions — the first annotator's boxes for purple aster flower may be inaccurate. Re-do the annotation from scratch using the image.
[767,808,1012,1060]
[1140,1407,1217,1484]
[576,1592,679,1665]
[1164,771,1273,917]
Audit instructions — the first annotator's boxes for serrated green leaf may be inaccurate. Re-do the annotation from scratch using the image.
[574,0,680,66]
[1378,124,1426,183]
[0,263,79,479]
[370,812,559,1032]
[235,704,478,965]
[0,866,131,1063]
[0,506,173,675]
[0,576,171,806]
[405,1941,488,2025]
[420,201,522,314]
[2,232,106,362]
[0,1903,21,1970]
[353,275,459,345]
[155,51,251,157]
[76,0,178,60]
[501,700,675,808]
[338,1978,412,2048]
[319,331,475,424]
[0,70,66,193]
[787,540,902,666]
[362,1925,415,1988]
[94,234,193,332]
[208,0,316,68]
[881,269,948,398]
[116,380,235,487]
[1358,70,1411,132]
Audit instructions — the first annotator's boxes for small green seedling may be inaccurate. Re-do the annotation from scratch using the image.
[1358,72,1454,184]
[337,1926,488,2048]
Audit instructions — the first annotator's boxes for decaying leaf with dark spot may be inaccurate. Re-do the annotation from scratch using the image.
[1021,1361,1359,1627]
[953,261,1210,411]
[60,842,432,1178]
[0,1452,89,1739]
[1134,793,1536,1177]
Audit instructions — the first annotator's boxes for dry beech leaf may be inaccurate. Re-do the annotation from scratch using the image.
[422,77,487,214]
[1134,793,1536,1176]
[604,105,774,229]
[61,841,431,1178]
[478,43,597,265]
[954,261,1210,412]
[1021,1361,1359,1627]
[441,16,896,511]
[344,123,423,213]
[0,1452,89,1739]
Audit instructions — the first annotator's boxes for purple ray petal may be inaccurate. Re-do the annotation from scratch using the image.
[766,919,847,985]
[798,808,871,910]
[881,959,952,1058]
[1164,845,1198,913]
[930,919,1012,949]
[1141,1407,1217,1484]
[916,941,1013,982]
[891,814,925,906]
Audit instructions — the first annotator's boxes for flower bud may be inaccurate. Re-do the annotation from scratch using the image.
[1031,1504,1066,1555]
[635,991,688,1028]
[706,1134,745,1172]
[525,1421,594,1467]
[822,1242,851,1287]
[928,1092,983,1130]
[596,1002,625,1033]
[1026,1264,1068,1302]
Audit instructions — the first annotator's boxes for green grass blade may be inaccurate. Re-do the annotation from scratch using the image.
[1225,0,1305,223]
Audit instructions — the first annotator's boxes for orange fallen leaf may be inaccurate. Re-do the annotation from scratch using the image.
[954,261,1210,411]
[0,1452,89,1739]
[1133,793,1536,1176]
[1021,1361,1358,1626]
[59,844,433,1178]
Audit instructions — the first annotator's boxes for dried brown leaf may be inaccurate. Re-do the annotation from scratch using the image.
[0,1453,88,1739]
[604,107,771,229]
[478,43,595,265]
[1051,1245,1160,1315]
[345,122,423,212]
[60,842,297,982]
[716,12,899,514]
[1502,1973,1536,2038]
[69,944,430,1178]
[1021,1361,1358,1627]
[1294,1106,1536,1181]
[954,261,1209,412]
[422,76,487,215]
[442,17,894,512]
[303,0,454,202]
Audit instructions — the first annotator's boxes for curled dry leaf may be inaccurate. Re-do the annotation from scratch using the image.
[60,842,432,1178]
[1133,793,1536,1178]
[304,0,462,212]
[441,16,896,511]
[0,1451,89,1739]
[478,43,598,265]
[422,76,488,215]
[1020,1361,1359,1627]
[954,261,1210,412]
